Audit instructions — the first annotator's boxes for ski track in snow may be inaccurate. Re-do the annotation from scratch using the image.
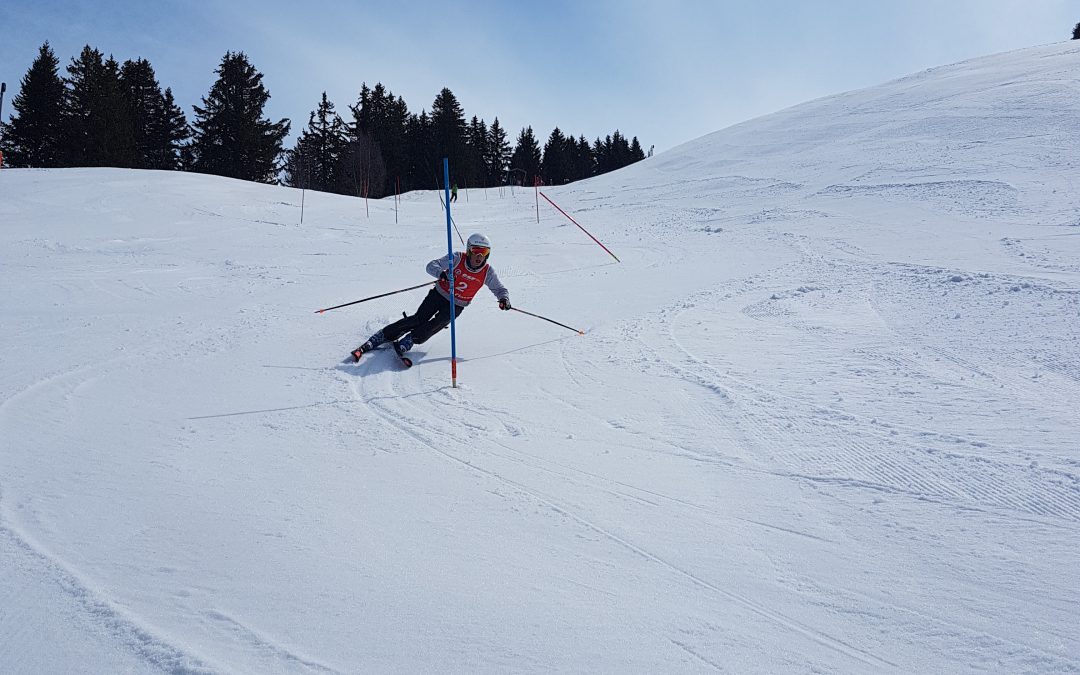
[346,369,900,671]
[653,247,1080,523]
[0,346,343,675]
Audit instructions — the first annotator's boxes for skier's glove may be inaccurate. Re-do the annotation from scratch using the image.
[438,270,448,283]
[499,298,511,311]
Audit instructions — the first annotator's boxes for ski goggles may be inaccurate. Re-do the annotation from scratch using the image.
[468,245,490,256]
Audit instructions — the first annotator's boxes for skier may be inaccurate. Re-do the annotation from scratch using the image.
[450,183,459,202]
[350,233,511,365]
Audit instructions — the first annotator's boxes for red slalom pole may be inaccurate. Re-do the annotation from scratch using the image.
[539,191,620,263]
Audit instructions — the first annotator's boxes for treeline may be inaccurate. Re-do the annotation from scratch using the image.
[1,42,647,195]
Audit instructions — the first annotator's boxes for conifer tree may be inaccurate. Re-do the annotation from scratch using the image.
[156,88,191,170]
[1074,22,1080,39]
[284,92,349,192]
[190,51,290,183]
[117,58,189,169]
[487,117,510,183]
[404,110,434,190]
[383,94,410,191]
[465,115,489,186]
[541,127,572,184]
[610,130,629,169]
[119,58,158,168]
[593,135,610,174]
[429,88,467,181]
[2,42,66,167]
[570,135,595,182]
[64,47,137,167]
[349,82,408,197]
[509,126,541,185]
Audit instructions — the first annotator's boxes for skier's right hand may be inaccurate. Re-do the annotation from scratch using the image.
[438,270,448,283]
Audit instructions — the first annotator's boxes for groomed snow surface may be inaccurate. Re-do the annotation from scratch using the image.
[2,42,1079,674]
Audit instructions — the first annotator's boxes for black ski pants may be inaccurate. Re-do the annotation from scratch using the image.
[383,288,464,345]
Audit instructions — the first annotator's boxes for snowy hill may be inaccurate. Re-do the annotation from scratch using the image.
[2,42,1078,674]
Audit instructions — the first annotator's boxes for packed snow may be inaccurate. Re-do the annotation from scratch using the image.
[2,42,1079,673]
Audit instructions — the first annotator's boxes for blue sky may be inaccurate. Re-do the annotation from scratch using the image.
[1,1,1076,154]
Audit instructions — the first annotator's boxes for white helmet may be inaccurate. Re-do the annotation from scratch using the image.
[466,233,491,256]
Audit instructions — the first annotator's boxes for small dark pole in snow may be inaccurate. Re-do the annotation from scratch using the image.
[299,149,307,225]
[0,82,6,168]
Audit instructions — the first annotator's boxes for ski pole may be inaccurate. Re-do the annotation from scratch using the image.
[314,281,435,314]
[511,307,585,335]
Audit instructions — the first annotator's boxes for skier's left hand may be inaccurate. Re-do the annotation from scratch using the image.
[499,298,511,311]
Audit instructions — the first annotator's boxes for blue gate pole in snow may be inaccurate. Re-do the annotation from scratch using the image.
[444,158,458,387]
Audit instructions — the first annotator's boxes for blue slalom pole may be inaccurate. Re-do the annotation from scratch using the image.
[444,158,458,387]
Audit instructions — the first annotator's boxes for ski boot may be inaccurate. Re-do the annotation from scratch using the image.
[393,335,414,368]
[349,330,385,363]
[349,342,372,363]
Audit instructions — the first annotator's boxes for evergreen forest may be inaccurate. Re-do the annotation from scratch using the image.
[1,43,648,196]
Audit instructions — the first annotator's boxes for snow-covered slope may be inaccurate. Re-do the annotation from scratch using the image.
[2,42,1078,674]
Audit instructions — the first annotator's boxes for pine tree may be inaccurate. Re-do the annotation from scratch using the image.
[429,87,467,181]
[116,61,189,170]
[383,94,410,191]
[629,136,645,162]
[284,134,315,190]
[1074,22,1080,39]
[348,82,408,197]
[404,110,435,190]
[2,42,66,167]
[284,92,349,192]
[509,126,541,185]
[570,135,595,182]
[118,57,166,168]
[593,135,610,174]
[465,115,489,187]
[190,51,290,183]
[156,88,191,170]
[610,130,630,169]
[63,46,138,167]
[541,127,572,184]
[487,117,510,183]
